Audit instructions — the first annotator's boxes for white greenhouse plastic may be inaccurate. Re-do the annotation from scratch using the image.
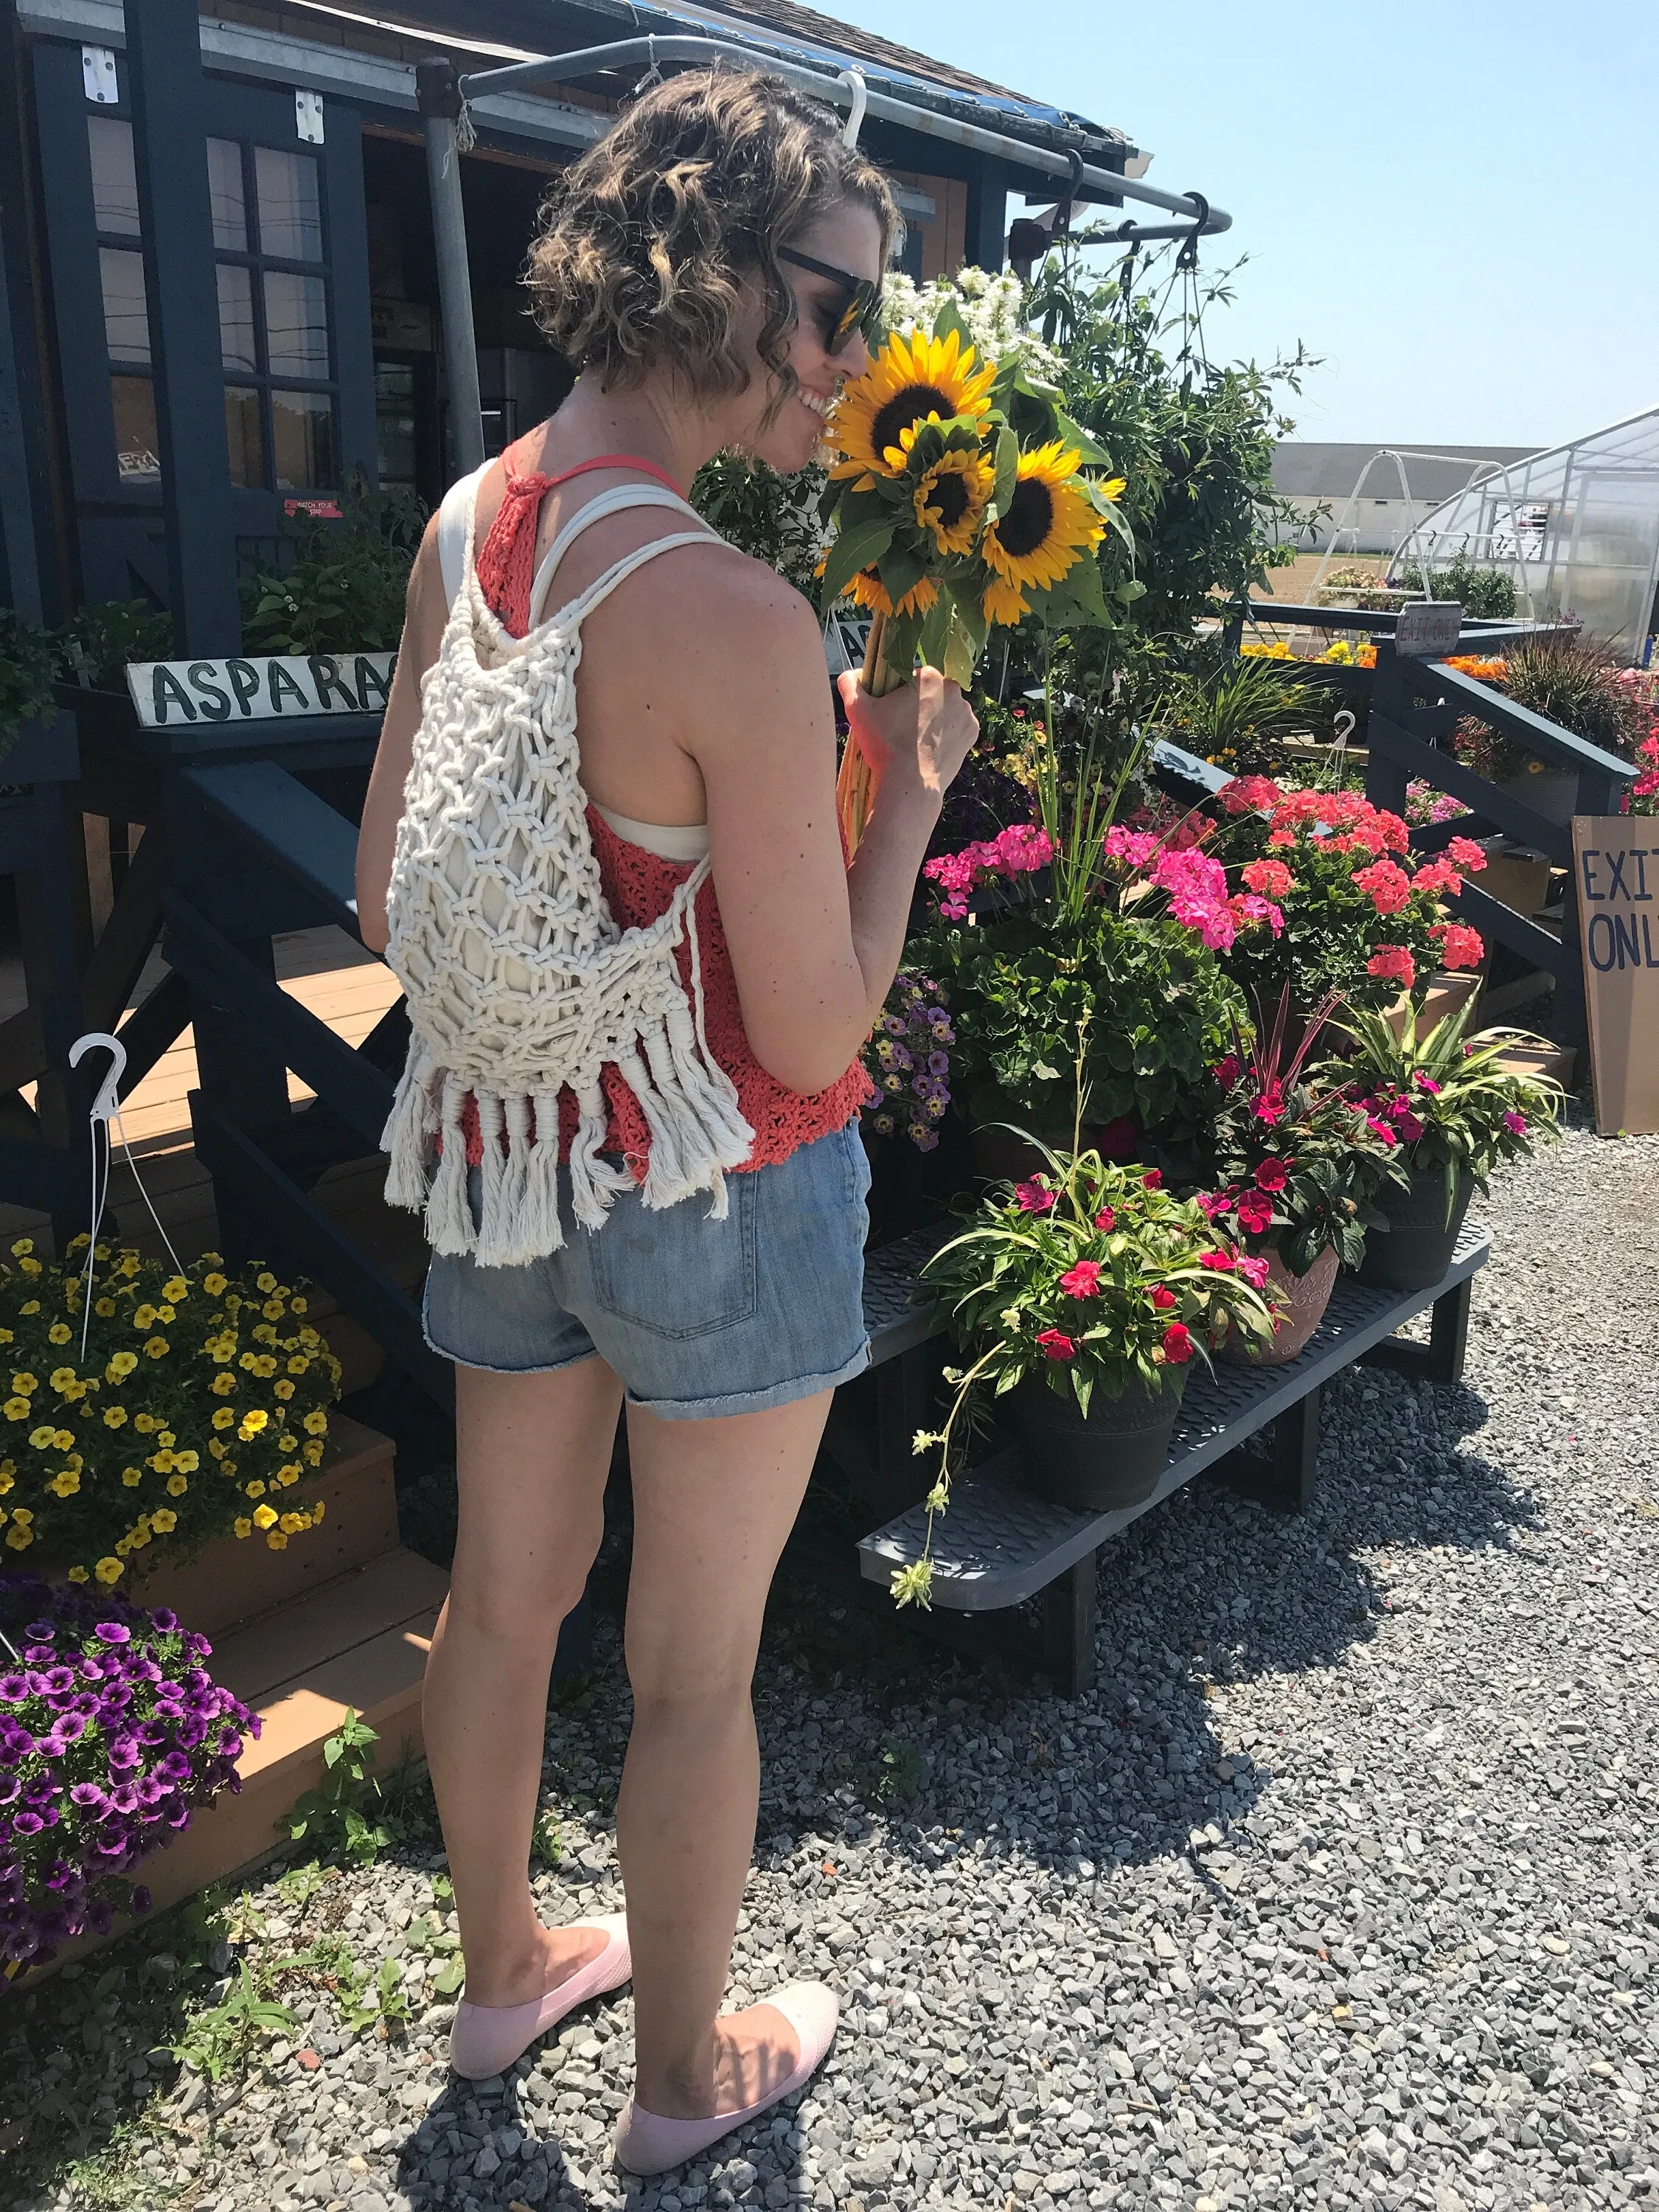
[1391,404,1659,658]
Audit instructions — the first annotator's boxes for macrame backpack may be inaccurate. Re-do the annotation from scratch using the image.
[380,470,755,1265]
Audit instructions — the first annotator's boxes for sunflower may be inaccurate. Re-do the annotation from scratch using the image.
[982,442,1105,596]
[849,566,939,620]
[908,442,995,557]
[982,574,1030,628]
[828,328,996,485]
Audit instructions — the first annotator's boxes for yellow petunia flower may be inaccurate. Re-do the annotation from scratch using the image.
[150,1450,175,1475]
[256,1273,276,1294]
[20,1301,39,1316]
[204,1273,228,1297]
[211,1372,236,1397]
[66,1564,88,1583]
[274,1380,295,1401]
[244,1480,265,1499]
[132,1305,156,1330]
[52,1429,74,1451]
[148,1507,176,1533]
[5,1525,34,1550]
[303,1441,324,1467]
[0,1467,10,1496]
[94,1297,116,1318]
[278,1512,304,1535]
[2,1400,27,1422]
[240,1408,270,1438]
[166,1475,188,1497]
[208,1439,226,1461]
[173,1450,199,1473]
[133,1412,157,1433]
[144,1338,169,1359]
[28,1425,55,1450]
[303,1411,329,1436]
[104,1406,128,1428]
[121,1467,142,1486]
[163,1277,187,1302]
[266,1529,288,1550]
[252,1503,278,1530]
[10,1238,32,1257]
[95,1556,123,1583]
[262,1298,285,1321]
[276,1466,299,1486]
[46,1323,71,1346]
[286,1356,310,1376]
[106,1352,138,1381]
[46,1470,80,1498]
[11,1374,36,1394]
[233,1517,251,1539]
[290,1296,307,1315]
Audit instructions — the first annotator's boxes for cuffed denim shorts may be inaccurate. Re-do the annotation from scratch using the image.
[422,1119,872,1419]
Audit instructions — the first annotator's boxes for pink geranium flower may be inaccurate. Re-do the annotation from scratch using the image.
[1352,858,1413,916]
[1242,858,1295,899]
[1367,945,1416,988]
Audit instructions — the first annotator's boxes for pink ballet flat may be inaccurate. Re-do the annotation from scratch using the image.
[614,1981,838,2176]
[448,1914,631,2080]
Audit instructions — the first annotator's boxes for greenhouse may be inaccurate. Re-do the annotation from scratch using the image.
[1390,402,1659,656]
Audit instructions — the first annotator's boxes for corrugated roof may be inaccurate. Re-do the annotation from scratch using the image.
[656,0,1028,105]
[1273,442,1537,503]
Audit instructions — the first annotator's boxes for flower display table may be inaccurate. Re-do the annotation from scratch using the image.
[822,1225,1489,1697]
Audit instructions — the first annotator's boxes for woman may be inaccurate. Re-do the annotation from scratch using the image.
[355,68,978,2175]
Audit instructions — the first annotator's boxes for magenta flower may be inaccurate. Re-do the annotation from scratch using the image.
[1015,1179,1057,1214]
[1503,1110,1528,1135]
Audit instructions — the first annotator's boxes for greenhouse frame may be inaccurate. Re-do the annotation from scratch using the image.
[1390,403,1659,660]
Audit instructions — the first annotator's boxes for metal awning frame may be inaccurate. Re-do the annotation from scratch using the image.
[419,33,1231,473]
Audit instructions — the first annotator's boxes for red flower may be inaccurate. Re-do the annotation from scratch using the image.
[1161,1321,1194,1363]
[1210,1054,1241,1090]
[1036,1328,1076,1360]
[1367,945,1416,988]
[1142,1169,1163,1190]
[1432,921,1486,971]
[1242,858,1295,899]
[1446,835,1488,872]
[1059,1259,1102,1298]
[1150,1286,1178,1310]
[1015,1179,1056,1214]
[1198,1249,1236,1270]
[1236,1194,1273,1237]
[1352,858,1413,916]
[1093,1207,1116,1232]
[1254,1158,1290,1192]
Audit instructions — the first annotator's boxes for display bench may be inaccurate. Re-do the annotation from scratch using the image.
[816,1224,1490,1697]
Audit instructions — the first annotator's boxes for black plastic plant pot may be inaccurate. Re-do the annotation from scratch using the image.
[1358,1166,1475,1292]
[1010,1366,1187,1512]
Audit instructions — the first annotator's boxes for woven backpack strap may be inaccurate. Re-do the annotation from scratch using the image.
[527,483,709,627]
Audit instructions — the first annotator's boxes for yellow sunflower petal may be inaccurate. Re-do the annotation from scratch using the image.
[982,441,1105,597]
[827,327,997,484]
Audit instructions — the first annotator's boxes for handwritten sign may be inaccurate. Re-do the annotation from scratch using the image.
[1394,601,1463,658]
[126,653,395,729]
[1572,816,1659,1135]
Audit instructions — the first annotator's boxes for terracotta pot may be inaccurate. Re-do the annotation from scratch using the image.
[1220,1242,1338,1368]
[1009,1367,1187,1513]
[1359,1166,1475,1291]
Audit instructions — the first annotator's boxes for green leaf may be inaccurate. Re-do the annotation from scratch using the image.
[930,296,972,352]
[432,1955,466,1997]
[1055,409,1115,469]
[992,425,1019,518]
[820,515,895,611]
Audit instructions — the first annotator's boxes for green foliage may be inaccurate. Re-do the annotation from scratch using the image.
[1415,554,1516,619]
[55,600,175,690]
[167,1961,298,2083]
[1027,238,1311,650]
[1319,559,1515,619]
[0,605,58,757]
[1156,652,1332,776]
[280,1708,389,1868]
[1331,998,1563,1198]
[919,902,1245,1162]
[238,473,426,654]
[689,453,827,597]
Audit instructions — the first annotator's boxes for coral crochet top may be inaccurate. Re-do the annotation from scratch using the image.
[459,449,873,1177]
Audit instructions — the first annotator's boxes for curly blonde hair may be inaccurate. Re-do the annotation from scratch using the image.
[526,68,897,424]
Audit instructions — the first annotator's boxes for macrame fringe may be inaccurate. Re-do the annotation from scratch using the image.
[380,1045,437,1211]
[425,1073,475,1256]
[521,1090,566,1257]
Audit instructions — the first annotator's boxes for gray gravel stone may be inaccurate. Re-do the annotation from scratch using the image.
[13,1130,1659,2212]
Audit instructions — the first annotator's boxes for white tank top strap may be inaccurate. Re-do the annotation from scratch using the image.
[527,482,705,623]
[555,528,720,630]
[437,462,489,612]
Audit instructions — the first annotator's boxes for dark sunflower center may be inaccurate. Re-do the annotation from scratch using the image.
[926,470,971,528]
[998,477,1055,560]
[870,382,952,458]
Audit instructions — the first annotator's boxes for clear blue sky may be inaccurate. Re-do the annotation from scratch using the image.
[830,0,1658,452]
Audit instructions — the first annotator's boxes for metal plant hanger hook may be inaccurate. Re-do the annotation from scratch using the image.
[1175,189,1209,274]
[67,1028,187,1361]
[837,69,867,148]
[633,35,663,95]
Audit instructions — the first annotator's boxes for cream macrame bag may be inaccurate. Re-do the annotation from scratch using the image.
[380,473,755,1265]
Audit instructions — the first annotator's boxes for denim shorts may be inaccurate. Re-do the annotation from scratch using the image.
[422,1119,872,1419]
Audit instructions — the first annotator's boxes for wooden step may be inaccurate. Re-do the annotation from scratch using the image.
[122,1413,399,1639]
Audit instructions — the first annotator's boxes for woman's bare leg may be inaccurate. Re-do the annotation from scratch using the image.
[618,1389,831,2116]
[422,1355,624,2007]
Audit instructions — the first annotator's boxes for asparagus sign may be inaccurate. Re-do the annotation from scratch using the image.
[127,653,395,728]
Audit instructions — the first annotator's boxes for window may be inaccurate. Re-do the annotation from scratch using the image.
[207,135,337,491]
[87,114,159,481]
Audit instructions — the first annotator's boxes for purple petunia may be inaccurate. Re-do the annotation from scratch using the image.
[68,1783,107,1812]
[0,1674,29,1704]
[93,1623,131,1645]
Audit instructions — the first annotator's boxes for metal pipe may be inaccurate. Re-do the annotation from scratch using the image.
[418,60,486,478]
[456,35,1231,240]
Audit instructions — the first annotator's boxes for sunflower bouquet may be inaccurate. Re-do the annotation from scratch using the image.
[0,1236,341,1590]
[819,299,1129,849]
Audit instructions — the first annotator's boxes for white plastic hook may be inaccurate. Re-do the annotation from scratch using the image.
[837,69,866,149]
[69,1031,127,1124]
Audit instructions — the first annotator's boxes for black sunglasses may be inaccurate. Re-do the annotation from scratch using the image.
[778,246,882,358]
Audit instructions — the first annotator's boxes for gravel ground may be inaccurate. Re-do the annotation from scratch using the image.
[5,1127,1658,2212]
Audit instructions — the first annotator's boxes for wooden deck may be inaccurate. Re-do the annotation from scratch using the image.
[0,927,423,1392]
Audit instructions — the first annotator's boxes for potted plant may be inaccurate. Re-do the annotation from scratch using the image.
[1332,1000,1563,1290]
[1195,992,1401,1365]
[1206,773,1491,1014]
[0,1236,341,1593]
[0,1571,258,1972]
[894,1087,1277,1607]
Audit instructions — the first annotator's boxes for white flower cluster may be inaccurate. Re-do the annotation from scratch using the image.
[880,268,1065,386]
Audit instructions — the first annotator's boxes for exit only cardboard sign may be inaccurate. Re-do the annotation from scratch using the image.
[1573,817,1659,1135]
